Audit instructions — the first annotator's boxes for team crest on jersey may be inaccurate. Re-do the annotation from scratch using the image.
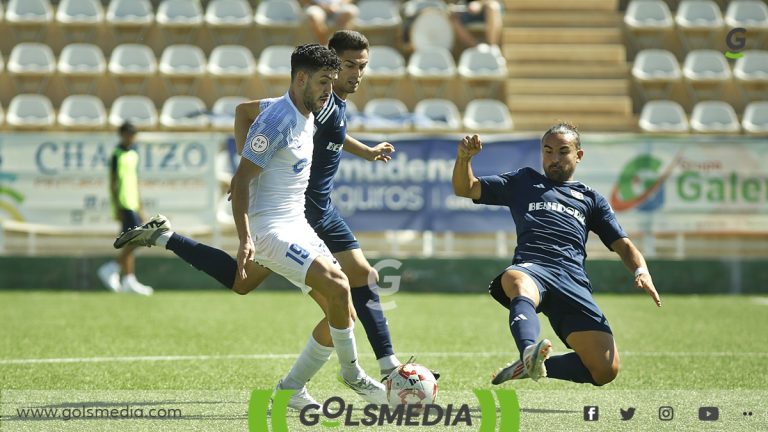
[249,134,269,153]
[293,158,309,173]
[570,190,584,200]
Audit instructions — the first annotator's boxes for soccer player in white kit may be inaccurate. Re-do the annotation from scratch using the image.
[228,44,387,408]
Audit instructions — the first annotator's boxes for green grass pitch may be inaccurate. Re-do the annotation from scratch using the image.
[1,291,766,431]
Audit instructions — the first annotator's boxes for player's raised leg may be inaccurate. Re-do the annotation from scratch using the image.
[113,214,272,293]
[545,331,619,386]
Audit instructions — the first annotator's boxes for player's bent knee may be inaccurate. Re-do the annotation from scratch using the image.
[590,362,620,386]
[323,270,351,304]
[500,271,538,302]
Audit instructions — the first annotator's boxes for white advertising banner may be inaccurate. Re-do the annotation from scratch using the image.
[579,135,768,233]
[0,132,221,230]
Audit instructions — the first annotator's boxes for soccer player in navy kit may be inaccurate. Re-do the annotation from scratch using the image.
[452,124,661,386]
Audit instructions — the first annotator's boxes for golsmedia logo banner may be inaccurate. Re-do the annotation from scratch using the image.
[248,389,519,431]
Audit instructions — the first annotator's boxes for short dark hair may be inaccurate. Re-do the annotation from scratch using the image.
[119,122,137,135]
[542,122,581,149]
[328,30,369,55]
[290,44,341,81]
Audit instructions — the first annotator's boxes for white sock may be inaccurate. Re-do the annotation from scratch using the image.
[377,355,401,374]
[156,231,173,248]
[282,336,333,389]
[329,324,365,382]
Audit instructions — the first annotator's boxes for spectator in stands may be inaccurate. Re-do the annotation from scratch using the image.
[302,0,359,44]
[97,122,153,296]
[448,0,503,49]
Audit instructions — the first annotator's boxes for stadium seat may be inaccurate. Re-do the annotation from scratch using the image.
[254,0,302,45]
[108,44,158,93]
[365,46,406,98]
[409,7,454,51]
[211,96,248,130]
[205,0,252,44]
[158,44,207,94]
[458,44,507,100]
[690,101,740,133]
[407,47,456,99]
[623,0,675,53]
[742,101,768,134]
[682,50,731,103]
[725,1,768,31]
[463,99,513,131]
[105,0,154,42]
[109,95,158,129]
[675,0,724,51]
[58,43,106,93]
[156,0,204,44]
[363,98,412,131]
[57,95,107,129]
[160,96,209,129]
[413,98,462,131]
[55,0,104,41]
[6,94,55,128]
[631,49,683,102]
[638,100,689,133]
[208,45,256,95]
[733,50,768,103]
[5,0,53,41]
[258,45,294,92]
[7,42,55,93]
[355,0,401,44]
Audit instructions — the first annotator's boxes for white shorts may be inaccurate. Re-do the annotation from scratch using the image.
[250,223,339,294]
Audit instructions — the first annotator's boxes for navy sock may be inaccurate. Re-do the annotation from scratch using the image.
[544,352,598,385]
[509,296,540,360]
[351,285,394,359]
[166,233,236,289]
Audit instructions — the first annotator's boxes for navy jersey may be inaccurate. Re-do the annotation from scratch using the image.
[307,92,347,213]
[475,167,627,281]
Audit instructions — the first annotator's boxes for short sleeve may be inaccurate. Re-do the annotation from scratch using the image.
[240,114,289,168]
[259,98,279,112]
[590,192,627,250]
[473,171,518,206]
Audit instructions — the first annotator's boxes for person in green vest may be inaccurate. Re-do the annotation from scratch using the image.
[97,122,153,295]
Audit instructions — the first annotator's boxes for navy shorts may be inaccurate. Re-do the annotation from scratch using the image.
[118,209,142,234]
[305,205,360,254]
[488,263,612,349]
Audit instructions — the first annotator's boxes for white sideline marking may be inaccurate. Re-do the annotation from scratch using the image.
[1,351,767,365]
[751,297,768,305]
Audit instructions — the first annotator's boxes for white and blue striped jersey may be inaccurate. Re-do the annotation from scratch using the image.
[242,93,315,230]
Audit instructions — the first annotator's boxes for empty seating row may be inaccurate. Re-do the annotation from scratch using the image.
[632,49,768,103]
[639,100,768,134]
[1,94,247,130]
[0,95,515,132]
[625,0,768,53]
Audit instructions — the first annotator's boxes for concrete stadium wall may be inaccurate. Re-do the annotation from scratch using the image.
[1,256,766,294]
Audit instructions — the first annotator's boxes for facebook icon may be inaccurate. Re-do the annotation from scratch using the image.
[584,406,599,421]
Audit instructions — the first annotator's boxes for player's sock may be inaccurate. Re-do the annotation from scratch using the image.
[282,335,334,389]
[350,285,399,370]
[545,353,598,385]
[165,233,236,289]
[509,296,540,361]
[329,324,365,382]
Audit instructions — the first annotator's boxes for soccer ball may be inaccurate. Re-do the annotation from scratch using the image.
[385,363,438,407]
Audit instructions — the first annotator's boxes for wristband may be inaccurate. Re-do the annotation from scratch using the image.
[634,267,649,278]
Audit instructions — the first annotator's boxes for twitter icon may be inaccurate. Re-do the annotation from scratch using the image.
[620,407,636,420]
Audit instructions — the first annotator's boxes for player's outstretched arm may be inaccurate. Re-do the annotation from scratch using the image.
[234,100,262,155]
[452,135,483,199]
[611,237,662,307]
[343,135,394,163]
[229,157,263,280]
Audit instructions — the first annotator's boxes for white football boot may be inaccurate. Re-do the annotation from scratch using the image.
[522,339,552,382]
[274,379,320,411]
[113,214,171,249]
